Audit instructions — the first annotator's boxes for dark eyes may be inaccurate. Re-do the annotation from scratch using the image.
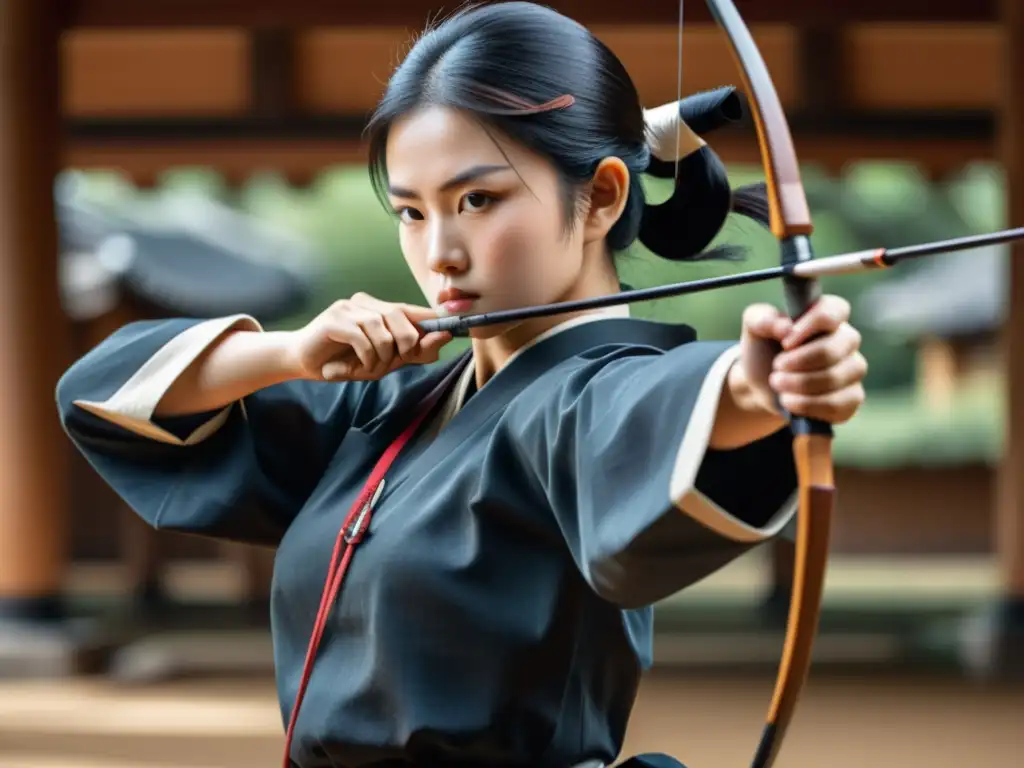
[395,207,424,223]
[394,192,497,224]
[462,192,491,211]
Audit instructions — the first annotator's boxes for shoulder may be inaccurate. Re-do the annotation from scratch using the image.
[525,317,725,394]
[246,353,469,434]
[499,317,739,437]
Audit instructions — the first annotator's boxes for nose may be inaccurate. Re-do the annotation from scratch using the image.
[426,218,469,276]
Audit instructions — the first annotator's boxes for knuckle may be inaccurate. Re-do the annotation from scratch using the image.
[362,312,387,331]
[792,374,817,395]
[832,295,851,316]
[854,352,869,378]
[742,302,773,324]
[847,323,862,346]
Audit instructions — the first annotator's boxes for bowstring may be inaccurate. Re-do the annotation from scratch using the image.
[674,0,684,183]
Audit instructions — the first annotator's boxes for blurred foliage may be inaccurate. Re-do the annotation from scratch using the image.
[834,375,1003,467]
[74,159,1007,466]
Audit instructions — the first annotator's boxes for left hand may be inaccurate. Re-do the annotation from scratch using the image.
[738,294,867,424]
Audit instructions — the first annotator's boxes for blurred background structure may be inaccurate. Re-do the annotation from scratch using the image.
[0,1,1022,766]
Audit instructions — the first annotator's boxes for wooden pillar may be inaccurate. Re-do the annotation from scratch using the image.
[996,0,1024,616]
[0,1,68,624]
[963,0,1024,679]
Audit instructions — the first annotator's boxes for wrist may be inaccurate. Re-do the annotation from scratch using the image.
[263,330,307,381]
[216,328,305,385]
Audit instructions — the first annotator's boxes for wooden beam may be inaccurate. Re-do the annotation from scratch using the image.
[62,30,251,117]
[296,24,802,113]
[63,130,992,187]
[60,25,1005,118]
[598,25,801,109]
[845,24,1000,110]
[66,0,997,28]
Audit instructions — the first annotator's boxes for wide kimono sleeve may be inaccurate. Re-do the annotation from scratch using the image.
[531,340,799,609]
[56,314,362,547]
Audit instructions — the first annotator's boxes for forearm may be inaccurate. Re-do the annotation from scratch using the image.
[155,329,301,417]
[709,360,787,450]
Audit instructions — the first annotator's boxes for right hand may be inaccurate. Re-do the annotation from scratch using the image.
[289,293,453,381]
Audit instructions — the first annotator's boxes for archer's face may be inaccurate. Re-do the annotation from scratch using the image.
[385,105,588,339]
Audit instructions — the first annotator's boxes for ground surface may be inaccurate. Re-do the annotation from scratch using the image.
[0,671,1020,767]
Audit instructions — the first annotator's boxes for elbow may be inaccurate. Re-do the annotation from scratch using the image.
[584,540,748,609]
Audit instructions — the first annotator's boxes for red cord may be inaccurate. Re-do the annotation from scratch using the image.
[280,394,443,768]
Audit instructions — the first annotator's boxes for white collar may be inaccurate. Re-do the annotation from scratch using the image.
[450,304,631,412]
[503,303,631,367]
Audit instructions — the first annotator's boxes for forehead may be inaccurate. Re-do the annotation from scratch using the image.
[385,106,537,189]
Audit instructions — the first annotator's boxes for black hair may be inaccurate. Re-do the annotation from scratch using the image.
[364,1,769,266]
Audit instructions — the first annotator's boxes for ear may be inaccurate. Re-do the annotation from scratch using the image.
[582,157,631,245]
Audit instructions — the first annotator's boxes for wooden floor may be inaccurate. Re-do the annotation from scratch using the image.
[2,554,1013,766]
[0,671,1020,767]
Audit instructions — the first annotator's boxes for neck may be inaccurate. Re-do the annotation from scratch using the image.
[469,251,623,388]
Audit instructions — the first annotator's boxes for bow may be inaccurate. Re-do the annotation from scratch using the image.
[705,1,832,765]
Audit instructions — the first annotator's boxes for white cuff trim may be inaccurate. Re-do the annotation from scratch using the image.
[677,487,798,543]
[72,314,263,446]
[668,344,797,542]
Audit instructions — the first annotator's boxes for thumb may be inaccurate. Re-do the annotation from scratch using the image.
[410,331,454,362]
[399,303,443,323]
[741,302,792,342]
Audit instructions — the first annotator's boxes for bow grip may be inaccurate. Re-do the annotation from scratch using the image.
[781,236,833,438]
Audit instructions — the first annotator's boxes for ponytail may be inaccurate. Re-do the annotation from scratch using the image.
[636,87,770,262]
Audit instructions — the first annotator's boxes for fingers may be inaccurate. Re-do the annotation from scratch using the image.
[350,295,453,366]
[413,331,454,360]
[778,382,866,424]
[742,302,793,343]
[773,322,862,373]
[323,315,378,372]
[781,295,850,349]
[770,352,868,397]
[754,295,865,424]
[316,294,452,381]
[351,294,427,362]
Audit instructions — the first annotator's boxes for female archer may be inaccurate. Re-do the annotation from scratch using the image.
[57,3,867,767]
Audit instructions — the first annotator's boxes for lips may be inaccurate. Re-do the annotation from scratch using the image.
[437,287,478,304]
[436,287,479,314]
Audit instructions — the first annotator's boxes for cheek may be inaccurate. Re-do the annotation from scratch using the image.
[476,200,575,283]
[397,229,433,292]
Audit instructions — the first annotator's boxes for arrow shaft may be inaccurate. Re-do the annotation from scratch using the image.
[418,226,1024,335]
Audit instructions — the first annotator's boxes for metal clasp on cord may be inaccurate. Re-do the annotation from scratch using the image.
[343,479,386,544]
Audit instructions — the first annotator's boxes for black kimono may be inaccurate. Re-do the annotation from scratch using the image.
[56,308,798,768]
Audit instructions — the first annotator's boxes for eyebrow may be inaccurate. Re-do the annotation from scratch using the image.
[387,164,512,199]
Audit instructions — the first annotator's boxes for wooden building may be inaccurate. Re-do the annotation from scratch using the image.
[1,0,1022,677]
[860,244,1006,409]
